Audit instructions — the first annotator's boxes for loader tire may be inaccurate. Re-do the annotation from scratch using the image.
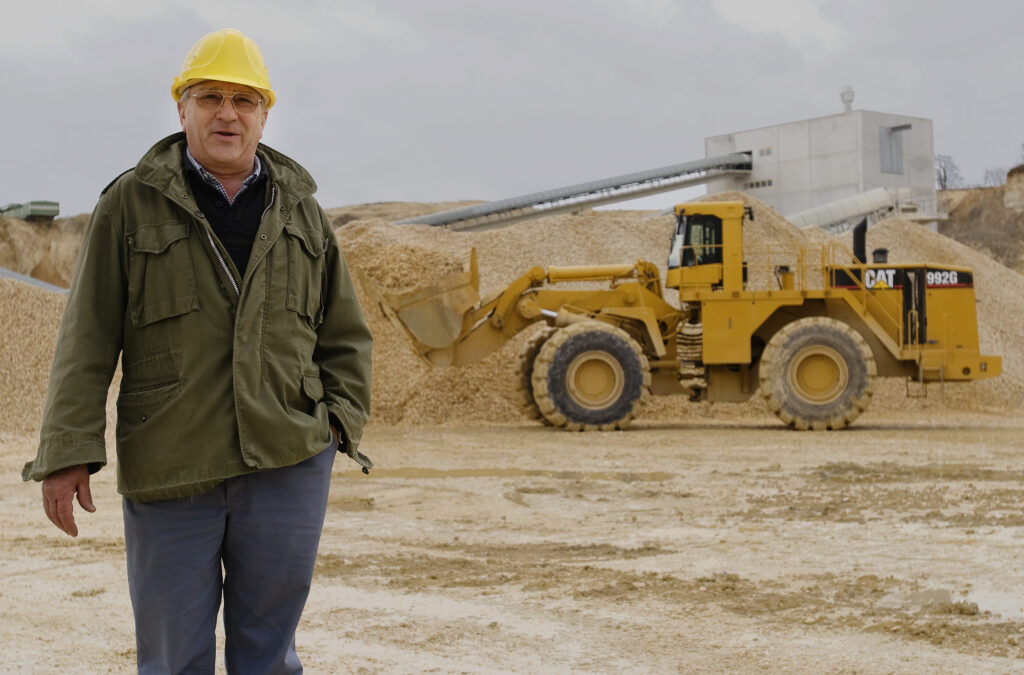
[516,326,556,424]
[759,317,876,430]
[532,321,650,431]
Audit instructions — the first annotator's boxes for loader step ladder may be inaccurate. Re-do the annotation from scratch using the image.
[906,355,946,400]
[397,153,753,232]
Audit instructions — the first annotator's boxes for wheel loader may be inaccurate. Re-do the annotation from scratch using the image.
[363,201,1001,430]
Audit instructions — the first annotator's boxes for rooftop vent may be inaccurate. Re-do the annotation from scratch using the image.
[840,86,855,112]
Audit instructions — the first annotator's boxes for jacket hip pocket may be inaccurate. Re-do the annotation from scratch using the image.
[116,380,181,443]
[296,371,326,422]
[118,380,181,410]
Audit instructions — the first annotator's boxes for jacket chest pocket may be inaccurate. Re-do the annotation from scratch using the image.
[126,222,199,328]
[284,222,327,326]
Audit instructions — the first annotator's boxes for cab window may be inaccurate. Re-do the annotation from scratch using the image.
[669,214,722,268]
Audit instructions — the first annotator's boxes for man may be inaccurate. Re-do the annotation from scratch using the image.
[22,28,373,673]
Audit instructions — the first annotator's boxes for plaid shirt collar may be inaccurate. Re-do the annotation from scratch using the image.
[185,148,263,205]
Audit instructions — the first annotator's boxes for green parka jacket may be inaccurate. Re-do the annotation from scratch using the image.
[22,133,373,501]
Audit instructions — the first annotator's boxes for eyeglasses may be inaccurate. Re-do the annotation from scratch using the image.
[187,89,263,113]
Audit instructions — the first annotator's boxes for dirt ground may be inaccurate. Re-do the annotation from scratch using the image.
[4,405,1024,673]
[4,196,1023,672]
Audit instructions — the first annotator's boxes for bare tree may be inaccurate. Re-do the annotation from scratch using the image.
[935,154,964,190]
[983,167,1008,187]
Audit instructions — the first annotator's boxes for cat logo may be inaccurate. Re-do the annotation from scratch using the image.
[864,268,897,289]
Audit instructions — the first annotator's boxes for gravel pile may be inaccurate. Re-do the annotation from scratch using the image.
[0,216,87,288]
[342,192,1023,425]
[2,193,1020,435]
[0,278,65,434]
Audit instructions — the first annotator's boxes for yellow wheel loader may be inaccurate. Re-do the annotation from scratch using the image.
[364,202,1001,430]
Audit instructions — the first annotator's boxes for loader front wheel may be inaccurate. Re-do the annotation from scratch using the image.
[759,317,876,430]
[516,326,556,423]
[532,322,650,431]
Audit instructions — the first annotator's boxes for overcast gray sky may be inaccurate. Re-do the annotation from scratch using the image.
[1,0,1021,216]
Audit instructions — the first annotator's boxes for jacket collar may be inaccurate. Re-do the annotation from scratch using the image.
[134,132,317,203]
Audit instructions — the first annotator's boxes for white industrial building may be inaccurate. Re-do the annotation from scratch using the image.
[400,91,943,233]
[704,92,940,230]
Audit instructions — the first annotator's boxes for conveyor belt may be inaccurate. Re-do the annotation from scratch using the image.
[397,153,752,231]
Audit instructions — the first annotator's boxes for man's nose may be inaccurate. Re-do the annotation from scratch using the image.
[215,98,240,119]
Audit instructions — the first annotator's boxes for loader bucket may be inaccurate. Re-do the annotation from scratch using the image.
[359,249,481,354]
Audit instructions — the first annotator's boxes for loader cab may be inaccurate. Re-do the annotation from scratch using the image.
[666,202,751,295]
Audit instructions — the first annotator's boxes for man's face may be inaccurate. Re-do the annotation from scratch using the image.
[177,80,268,178]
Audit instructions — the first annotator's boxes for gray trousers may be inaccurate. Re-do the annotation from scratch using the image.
[123,444,336,675]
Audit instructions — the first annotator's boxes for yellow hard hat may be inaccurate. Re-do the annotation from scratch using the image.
[171,29,276,108]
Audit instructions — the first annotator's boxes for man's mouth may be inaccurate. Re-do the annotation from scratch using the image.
[214,131,238,138]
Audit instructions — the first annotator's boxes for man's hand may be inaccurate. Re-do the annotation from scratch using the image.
[41,464,95,537]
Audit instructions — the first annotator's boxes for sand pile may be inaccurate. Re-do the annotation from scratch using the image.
[326,201,481,228]
[939,186,1024,273]
[340,210,680,426]
[343,192,1023,426]
[341,200,725,425]
[1,192,1020,437]
[0,216,87,288]
[0,278,66,434]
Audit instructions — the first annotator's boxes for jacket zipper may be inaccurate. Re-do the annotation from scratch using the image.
[204,227,240,297]
[260,185,277,225]
[200,185,278,300]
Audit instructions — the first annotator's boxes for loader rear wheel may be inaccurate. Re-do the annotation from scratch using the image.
[532,321,650,431]
[516,326,556,424]
[759,317,876,430]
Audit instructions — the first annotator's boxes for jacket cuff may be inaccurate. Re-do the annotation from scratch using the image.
[327,399,367,448]
[327,400,372,473]
[22,435,107,482]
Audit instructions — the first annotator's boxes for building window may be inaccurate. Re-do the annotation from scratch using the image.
[880,124,910,174]
[758,147,772,156]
